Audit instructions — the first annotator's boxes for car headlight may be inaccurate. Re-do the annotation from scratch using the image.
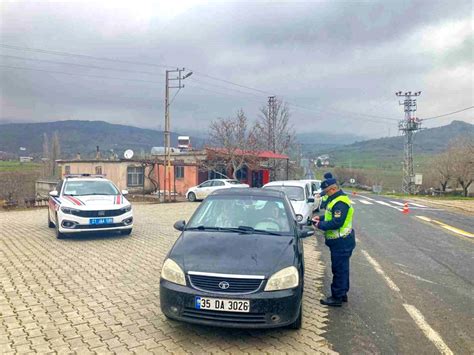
[61,207,81,215]
[296,214,303,222]
[264,266,299,291]
[161,259,186,286]
[121,205,132,213]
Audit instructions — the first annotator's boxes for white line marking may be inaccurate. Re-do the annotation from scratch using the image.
[360,196,377,201]
[410,202,428,208]
[361,250,400,292]
[359,199,373,205]
[403,304,454,355]
[375,200,392,206]
[399,271,437,285]
[390,200,405,206]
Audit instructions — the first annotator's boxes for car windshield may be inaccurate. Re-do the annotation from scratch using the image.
[186,195,292,234]
[63,180,119,196]
[264,186,305,201]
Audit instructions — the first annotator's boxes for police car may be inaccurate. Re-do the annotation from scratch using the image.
[48,174,133,238]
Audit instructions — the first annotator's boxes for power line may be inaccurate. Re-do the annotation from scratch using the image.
[0,43,174,69]
[421,106,474,121]
[0,43,403,122]
[0,54,163,77]
[0,64,164,85]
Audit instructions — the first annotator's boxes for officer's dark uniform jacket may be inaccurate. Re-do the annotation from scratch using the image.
[317,190,355,247]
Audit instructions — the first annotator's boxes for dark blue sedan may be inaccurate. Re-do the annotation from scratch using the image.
[160,188,313,329]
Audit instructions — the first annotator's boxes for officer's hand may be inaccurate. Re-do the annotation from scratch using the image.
[311,216,320,228]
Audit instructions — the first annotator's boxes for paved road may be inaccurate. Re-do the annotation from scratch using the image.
[319,192,474,355]
[0,203,335,354]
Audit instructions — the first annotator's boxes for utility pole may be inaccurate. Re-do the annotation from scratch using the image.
[268,96,276,180]
[396,91,422,194]
[163,68,192,202]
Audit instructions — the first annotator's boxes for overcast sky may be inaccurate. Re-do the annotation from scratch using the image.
[1,0,473,138]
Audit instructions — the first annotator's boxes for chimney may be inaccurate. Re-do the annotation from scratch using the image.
[95,146,100,160]
[76,152,81,160]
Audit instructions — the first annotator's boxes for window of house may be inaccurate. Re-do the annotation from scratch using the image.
[175,166,185,179]
[64,165,71,175]
[127,166,144,187]
[95,166,102,175]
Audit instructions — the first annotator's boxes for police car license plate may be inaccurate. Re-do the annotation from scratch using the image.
[89,218,113,225]
[195,297,250,313]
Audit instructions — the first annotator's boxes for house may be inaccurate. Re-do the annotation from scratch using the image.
[56,148,289,197]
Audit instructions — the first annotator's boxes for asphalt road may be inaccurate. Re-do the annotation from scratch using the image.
[316,192,474,355]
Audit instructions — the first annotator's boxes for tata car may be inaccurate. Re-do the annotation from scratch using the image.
[48,174,133,238]
[262,180,315,225]
[185,179,249,202]
[160,188,313,329]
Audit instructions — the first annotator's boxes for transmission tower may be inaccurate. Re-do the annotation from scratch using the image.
[396,91,422,194]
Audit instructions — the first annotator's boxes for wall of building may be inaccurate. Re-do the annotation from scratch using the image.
[58,161,155,193]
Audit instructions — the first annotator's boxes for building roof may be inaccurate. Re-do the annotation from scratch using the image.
[206,147,289,160]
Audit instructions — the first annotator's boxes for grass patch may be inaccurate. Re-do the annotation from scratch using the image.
[0,161,42,172]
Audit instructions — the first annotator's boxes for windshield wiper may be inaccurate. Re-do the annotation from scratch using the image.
[186,226,221,231]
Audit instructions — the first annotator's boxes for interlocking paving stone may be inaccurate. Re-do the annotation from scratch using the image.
[0,203,335,354]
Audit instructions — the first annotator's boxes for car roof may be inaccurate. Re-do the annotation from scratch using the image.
[300,179,321,183]
[263,180,309,188]
[64,177,109,182]
[211,187,285,198]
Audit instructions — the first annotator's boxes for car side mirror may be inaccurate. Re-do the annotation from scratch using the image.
[307,197,315,203]
[49,190,59,197]
[173,220,186,231]
[121,190,129,195]
[298,226,314,238]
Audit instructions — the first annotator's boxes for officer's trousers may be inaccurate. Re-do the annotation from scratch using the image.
[326,231,356,299]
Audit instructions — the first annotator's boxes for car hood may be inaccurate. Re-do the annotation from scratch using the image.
[60,195,129,209]
[291,200,308,215]
[169,231,297,277]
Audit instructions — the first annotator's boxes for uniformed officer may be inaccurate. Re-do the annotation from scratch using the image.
[312,176,355,307]
[319,172,333,210]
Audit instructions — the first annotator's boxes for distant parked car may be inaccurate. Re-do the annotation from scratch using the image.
[300,179,322,211]
[48,174,133,239]
[186,179,249,202]
[263,180,315,225]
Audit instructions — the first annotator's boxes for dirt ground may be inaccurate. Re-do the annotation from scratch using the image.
[410,197,474,215]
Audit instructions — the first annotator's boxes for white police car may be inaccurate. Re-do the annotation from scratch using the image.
[48,174,133,238]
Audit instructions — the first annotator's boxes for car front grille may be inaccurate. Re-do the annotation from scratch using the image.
[182,308,266,324]
[71,209,125,217]
[188,274,263,294]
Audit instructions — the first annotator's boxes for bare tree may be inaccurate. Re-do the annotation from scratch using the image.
[255,98,296,180]
[206,110,259,179]
[450,137,474,197]
[431,151,454,192]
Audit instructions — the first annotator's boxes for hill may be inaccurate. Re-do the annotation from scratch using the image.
[318,120,474,169]
[0,120,204,158]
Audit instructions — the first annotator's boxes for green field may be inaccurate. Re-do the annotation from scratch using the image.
[0,161,42,172]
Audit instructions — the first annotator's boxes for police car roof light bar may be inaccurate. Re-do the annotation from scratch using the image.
[64,174,106,178]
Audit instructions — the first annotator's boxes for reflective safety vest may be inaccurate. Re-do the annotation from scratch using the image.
[324,195,354,239]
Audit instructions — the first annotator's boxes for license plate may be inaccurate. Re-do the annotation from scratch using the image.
[89,218,113,225]
[195,297,250,313]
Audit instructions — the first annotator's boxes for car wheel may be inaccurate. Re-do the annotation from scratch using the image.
[289,303,303,330]
[188,192,196,202]
[121,229,132,236]
[48,210,55,228]
[55,214,65,239]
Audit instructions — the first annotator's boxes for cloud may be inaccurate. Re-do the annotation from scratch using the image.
[0,0,472,138]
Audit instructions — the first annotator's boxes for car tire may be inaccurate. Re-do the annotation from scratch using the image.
[55,214,65,239]
[188,192,196,202]
[121,229,132,236]
[289,303,303,330]
[48,210,55,228]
